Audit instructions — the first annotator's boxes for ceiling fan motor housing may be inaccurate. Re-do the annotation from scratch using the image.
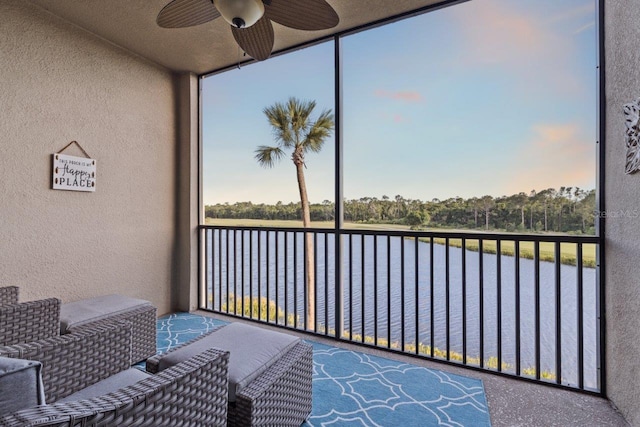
[214,0,265,29]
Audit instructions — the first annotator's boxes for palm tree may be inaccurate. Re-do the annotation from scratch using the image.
[255,97,334,331]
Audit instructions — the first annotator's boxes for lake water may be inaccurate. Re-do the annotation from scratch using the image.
[206,230,599,390]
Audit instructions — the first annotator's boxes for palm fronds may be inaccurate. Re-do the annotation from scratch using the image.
[255,145,285,168]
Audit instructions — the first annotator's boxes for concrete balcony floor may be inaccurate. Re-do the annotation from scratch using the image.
[202,311,628,427]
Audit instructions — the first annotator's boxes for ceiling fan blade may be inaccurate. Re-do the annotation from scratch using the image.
[265,0,339,31]
[232,17,274,61]
[157,0,220,28]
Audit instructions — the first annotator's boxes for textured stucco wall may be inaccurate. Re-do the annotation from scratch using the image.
[605,1,640,425]
[0,1,177,315]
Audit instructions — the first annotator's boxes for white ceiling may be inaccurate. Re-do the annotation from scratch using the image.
[28,0,451,74]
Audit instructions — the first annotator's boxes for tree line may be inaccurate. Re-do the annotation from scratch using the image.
[205,186,596,234]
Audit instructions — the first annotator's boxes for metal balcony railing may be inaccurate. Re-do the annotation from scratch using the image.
[200,225,602,393]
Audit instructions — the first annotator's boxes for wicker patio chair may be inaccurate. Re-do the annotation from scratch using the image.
[1,287,156,362]
[0,320,133,403]
[0,347,230,427]
[147,323,313,427]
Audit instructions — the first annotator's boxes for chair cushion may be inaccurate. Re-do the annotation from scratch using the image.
[158,323,300,402]
[0,357,45,417]
[60,294,152,333]
[58,368,151,403]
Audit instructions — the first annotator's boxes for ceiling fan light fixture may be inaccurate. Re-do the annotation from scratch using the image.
[213,0,265,28]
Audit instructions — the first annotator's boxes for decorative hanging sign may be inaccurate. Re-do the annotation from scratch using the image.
[52,141,96,192]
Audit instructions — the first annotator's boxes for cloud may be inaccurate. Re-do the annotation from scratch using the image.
[574,22,595,35]
[373,111,411,125]
[451,0,547,65]
[546,3,594,25]
[506,122,596,193]
[393,114,409,124]
[449,0,594,95]
[545,3,595,35]
[374,89,424,103]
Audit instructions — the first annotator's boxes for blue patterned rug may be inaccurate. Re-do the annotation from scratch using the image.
[152,313,491,427]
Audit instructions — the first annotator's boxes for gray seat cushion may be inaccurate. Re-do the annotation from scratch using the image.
[158,323,300,402]
[59,368,151,403]
[60,294,152,333]
[0,357,46,417]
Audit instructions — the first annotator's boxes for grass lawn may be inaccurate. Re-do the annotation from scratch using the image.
[205,218,596,267]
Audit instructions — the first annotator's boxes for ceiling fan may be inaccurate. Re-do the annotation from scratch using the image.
[156,0,339,61]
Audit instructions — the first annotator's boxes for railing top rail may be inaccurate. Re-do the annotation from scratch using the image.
[199,224,600,243]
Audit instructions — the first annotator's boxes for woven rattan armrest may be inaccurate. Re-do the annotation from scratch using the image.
[0,286,18,306]
[66,303,157,363]
[0,320,133,403]
[0,348,230,427]
[0,298,61,346]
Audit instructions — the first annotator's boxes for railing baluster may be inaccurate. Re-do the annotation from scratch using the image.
[304,231,308,331]
[515,240,521,376]
[401,235,405,352]
[555,241,562,384]
[387,235,391,348]
[497,239,502,372]
[445,237,450,360]
[325,232,329,336]
[205,229,213,309]
[462,238,467,364]
[314,232,319,333]
[577,243,584,389]
[479,239,484,368]
[535,240,541,380]
[250,230,254,320]
[258,230,262,321]
[294,231,298,329]
[224,229,231,313]
[429,237,434,358]
[349,233,353,341]
[414,236,419,355]
[267,230,271,323]
[361,234,365,343]
[234,230,238,315]
[205,229,210,310]
[218,229,222,312]
[241,230,245,317]
[374,235,378,346]
[273,231,280,325]
[284,231,289,327]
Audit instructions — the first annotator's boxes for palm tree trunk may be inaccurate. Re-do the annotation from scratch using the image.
[295,161,315,331]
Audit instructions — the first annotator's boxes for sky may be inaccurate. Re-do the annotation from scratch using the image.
[202,0,597,205]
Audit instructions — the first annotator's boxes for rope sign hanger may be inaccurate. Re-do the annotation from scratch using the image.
[56,140,91,159]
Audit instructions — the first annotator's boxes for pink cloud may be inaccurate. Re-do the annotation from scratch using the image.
[393,114,409,123]
[505,122,595,193]
[374,89,423,103]
[375,112,411,125]
[450,0,591,95]
[451,0,546,65]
